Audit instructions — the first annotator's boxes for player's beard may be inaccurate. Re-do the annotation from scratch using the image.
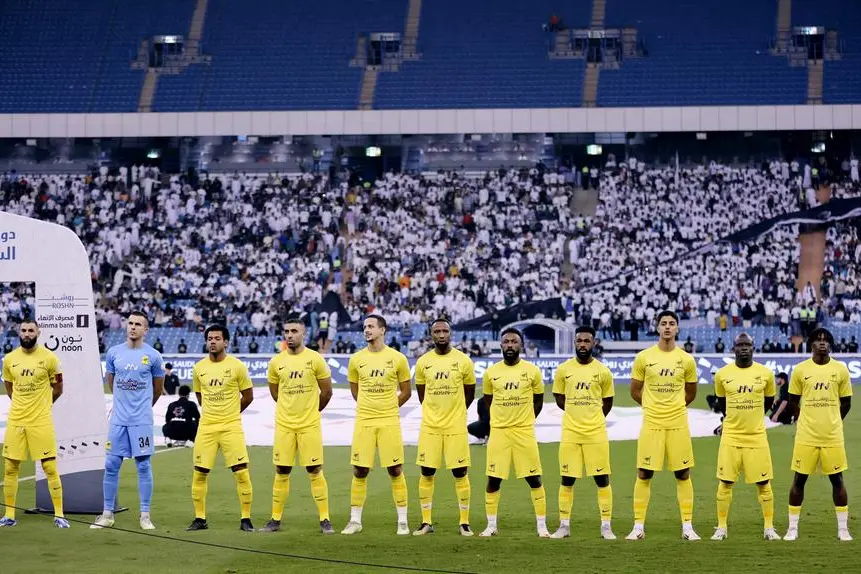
[503,348,519,361]
[19,337,37,349]
[575,348,591,361]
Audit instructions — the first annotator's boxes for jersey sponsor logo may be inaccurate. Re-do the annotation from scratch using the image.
[288,370,303,379]
[736,385,754,393]
[813,382,830,391]
[20,368,35,377]
[575,382,590,390]
[369,369,386,377]
[434,371,450,380]
[503,381,519,390]
[208,378,224,386]
[659,368,675,377]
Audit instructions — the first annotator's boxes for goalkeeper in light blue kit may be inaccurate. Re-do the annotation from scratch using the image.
[91,311,164,530]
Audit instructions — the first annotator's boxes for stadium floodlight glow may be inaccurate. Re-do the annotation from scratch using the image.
[696,132,707,140]
[366,146,382,157]
[586,144,602,156]
[811,142,826,153]
[147,149,160,159]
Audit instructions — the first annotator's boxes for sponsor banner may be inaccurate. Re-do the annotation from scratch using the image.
[146,353,861,386]
[2,212,106,512]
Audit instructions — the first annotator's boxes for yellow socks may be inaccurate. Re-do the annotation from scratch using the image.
[836,505,849,531]
[41,459,64,519]
[309,471,329,521]
[716,481,733,529]
[485,489,500,523]
[677,478,694,523]
[633,477,651,524]
[530,486,547,518]
[558,485,574,523]
[454,475,471,525]
[419,475,435,524]
[788,505,801,530]
[3,459,20,520]
[271,473,290,521]
[391,473,408,524]
[191,470,209,519]
[234,468,253,519]
[757,483,774,529]
[597,485,613,522]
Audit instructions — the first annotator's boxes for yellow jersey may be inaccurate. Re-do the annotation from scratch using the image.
[552,358,614,444]
[347,346,410,424]
[415,348,476,433]
[482,359,544,429]
[631,345,698,429]
[267,348,331,429]
[192,355,253,426]
[790,358,852,447]
[2,346,62,426]
[714,362,775,448]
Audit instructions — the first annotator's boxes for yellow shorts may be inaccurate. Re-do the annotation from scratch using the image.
[193,423,250,469]
[351,423,404,468]
[559,441,611,478]
[486,427,542,480]
[791,442,848,475]
[716,442,773,483]
[416,429,470,469]
[273,424,324,468]
[2,424,56,461]
[637,427,694,472]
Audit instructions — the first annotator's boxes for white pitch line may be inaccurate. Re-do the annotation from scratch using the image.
[0,446,184,486]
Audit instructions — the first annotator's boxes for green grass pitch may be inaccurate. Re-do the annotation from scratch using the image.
[0,385,858,574]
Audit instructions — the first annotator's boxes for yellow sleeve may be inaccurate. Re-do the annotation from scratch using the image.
[49,353,63,377]
[314,353,331,380]
[482,370,492,395]
[267,359,279,387]
[789,367,802,395]
[838,364,853,398]
[764,370,776,398]
[237,362,253,391]
[192,366,201,393]
[462,357,476,386]
[347,355,359,384]
[684,355,698,384]
[1,357,11,382]
[414,357,426,386]
[631,353,645,381]
[714,371,725,397]
[531,366,544,394]
[551,364,565,394]
[602,367,615,398]
[396,353,410,382]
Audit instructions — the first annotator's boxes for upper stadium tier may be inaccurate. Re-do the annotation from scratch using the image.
[0,0,859,113]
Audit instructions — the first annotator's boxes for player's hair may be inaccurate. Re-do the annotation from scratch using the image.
[19,317,39,328]
[165,362,173,369]
[128,310,149,325]
[204,324,230,341]
[283,315,305,327]
[575,325,596,337]
[178,385,191,397]
[500,327,524,343]
[808,327,834,346]
[734,332,755,346]
[365,314,387,330]
[656,310,679,324]
[777,372,789,382]
[430,317,452,329]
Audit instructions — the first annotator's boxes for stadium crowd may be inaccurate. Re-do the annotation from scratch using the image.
[0,159,859,348]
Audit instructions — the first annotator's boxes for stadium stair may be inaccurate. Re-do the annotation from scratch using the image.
[774,0,792,54]
[359,67,379,110]
[582,64,600,107]
[402,0,422,59]
[807,59,823,104]
[590,0,606,28]
[138,69,158,112]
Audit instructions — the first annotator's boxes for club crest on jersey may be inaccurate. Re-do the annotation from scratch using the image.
[141,355,150,365]
[385,360,394,369]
